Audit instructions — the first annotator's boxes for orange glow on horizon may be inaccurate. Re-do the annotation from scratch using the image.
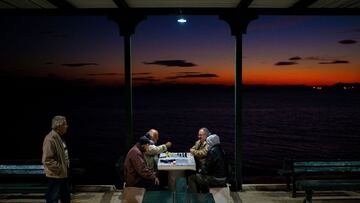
[243,64,360,86]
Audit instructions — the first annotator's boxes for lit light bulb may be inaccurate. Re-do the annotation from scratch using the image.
[177,18,187,23]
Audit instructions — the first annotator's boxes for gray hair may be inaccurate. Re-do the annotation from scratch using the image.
[200,127,211,136]
[51,116,66,130]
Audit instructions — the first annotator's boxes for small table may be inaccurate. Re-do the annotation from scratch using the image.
[157,152,196,191]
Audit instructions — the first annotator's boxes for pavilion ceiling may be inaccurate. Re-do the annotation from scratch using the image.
[0,0,359,15]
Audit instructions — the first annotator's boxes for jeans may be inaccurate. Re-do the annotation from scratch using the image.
[46,178,71,203]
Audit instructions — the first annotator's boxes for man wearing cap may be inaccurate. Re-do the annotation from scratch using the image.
[124,136,159,190]
[144,129,172,171]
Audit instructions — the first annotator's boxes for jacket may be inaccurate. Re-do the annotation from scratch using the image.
[124,143,157,186]
[200,134,227,178]
[144,144,167,170]
[191,140,209,170]
[42,130,68,178]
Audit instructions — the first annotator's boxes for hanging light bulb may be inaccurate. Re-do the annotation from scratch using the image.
[177,9,187,24]
[177,18,187,23]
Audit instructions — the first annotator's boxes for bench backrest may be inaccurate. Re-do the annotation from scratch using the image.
[293,161,360,174]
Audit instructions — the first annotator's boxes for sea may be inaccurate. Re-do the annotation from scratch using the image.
[1,84,359,184]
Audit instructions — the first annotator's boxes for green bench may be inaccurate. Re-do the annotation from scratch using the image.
[0,164,47,193]
[280,160,360,199]
[0,160,84,194]
[279,160,360,197]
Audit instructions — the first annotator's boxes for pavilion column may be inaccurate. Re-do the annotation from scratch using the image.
[108,12,147,151]
[220,12,258,191]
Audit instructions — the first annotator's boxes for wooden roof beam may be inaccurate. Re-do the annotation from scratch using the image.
[0,7,360,16]
[291,0,318,9]
[113,0,129,10]
[0,0,18,8]
[237,0,254,9]
[47,0,75,9]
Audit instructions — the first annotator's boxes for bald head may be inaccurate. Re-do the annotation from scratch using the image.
[148,129,159,144]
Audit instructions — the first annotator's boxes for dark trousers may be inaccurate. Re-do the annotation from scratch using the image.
[132,179,158,191]
[46,177,71,203]
[188,174,226,193]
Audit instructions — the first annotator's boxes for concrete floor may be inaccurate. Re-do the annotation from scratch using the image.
[1,184,360,203]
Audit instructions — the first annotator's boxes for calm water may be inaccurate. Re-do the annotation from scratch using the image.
[1,86,359,183]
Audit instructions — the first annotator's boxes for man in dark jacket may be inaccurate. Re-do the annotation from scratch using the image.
[124,136,159,190]
[188,134,227,193]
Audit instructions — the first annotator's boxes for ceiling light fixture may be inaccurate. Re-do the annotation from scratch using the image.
[177,9,187,24]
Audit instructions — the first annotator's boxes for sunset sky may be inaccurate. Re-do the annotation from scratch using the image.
[0,15,359,86]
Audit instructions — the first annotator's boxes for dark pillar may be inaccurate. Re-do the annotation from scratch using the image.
[108,12,147,151]
[219,12,258,191]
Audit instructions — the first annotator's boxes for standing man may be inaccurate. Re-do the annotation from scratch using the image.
[144,129,172,170]
[190,127,210,172]
[124,136,159,190]
[42,115,70,203]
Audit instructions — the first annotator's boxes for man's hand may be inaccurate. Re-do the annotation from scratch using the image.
[154,177,160,186]
[190,148,195,155]
[165,142,172,148]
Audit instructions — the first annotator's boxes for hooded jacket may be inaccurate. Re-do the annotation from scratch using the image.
[200,134,227,178]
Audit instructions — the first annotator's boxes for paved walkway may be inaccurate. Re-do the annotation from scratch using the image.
[1,184,360,203]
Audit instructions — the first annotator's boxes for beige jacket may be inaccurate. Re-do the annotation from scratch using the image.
[191,140,209,170]
[42,130,68,178]
[144,144,167,170]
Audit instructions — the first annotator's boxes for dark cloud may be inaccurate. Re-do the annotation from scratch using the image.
[45,62,54,65]
[319,60,349,64]
[306,56,349,64]
[275,61,298,66]
[174,72,201,74]
[304,56,337,61]
[289,56,301,60]
[248,16,309,31]
[133,76,159,82]
[61,63,99,67]
[87,73,122,76]
[133,72,151,75]
[166,73,219,80]
[338,39,357,44]
[143,60,197,67]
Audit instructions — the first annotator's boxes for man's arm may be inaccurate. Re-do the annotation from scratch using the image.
[192,143,209,158]
[145,144,167,156]
[190,141,199,150]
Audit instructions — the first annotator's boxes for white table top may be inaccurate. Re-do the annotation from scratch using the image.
[157,152,196,171]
